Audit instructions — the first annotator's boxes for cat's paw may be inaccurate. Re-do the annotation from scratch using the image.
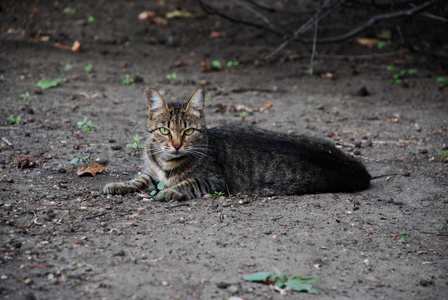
[159,188,188,201]
[103,182,136,195]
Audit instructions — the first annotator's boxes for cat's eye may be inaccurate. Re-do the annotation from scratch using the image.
[159,128,170,135]
[184,128,194,136]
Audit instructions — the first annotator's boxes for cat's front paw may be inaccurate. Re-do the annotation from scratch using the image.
[103,182,136,195]
[159,188,188,201]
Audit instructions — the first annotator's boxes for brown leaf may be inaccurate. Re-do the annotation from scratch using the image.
[71,41,81,52]
[77,162,107,177]
[263,103,274,108]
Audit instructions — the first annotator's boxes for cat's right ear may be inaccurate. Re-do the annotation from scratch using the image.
[146,88,169,119]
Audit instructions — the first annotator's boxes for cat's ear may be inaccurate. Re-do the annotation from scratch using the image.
[185,88,205,117]
[146,88,169,119]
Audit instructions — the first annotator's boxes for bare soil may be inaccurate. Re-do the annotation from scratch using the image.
[1,1,447,299]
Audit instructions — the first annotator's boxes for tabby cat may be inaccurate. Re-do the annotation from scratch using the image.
[103,88,371,200]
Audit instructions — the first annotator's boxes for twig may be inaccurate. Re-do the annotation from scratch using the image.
[166,203,190,209]
[85,212,107,219]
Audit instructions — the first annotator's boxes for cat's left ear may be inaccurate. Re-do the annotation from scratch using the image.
[185,88,205,117]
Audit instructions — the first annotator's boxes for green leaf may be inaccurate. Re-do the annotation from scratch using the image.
[243,272,274,282]
[70,157,79,164]
[88,16,96,23]
[386,65,396,71]
[37,77,63,90]
[212,60,222,68]
[289,276,317,282]
[85,64,93,73]
[150,190,157,196]
[408,68,417,74]
[272,266,288,286]
[157,182,164,190]
[285,280,319,294]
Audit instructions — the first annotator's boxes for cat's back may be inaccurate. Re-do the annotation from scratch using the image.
[206,125,370,195]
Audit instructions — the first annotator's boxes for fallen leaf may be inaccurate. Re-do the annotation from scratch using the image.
[151,17,167,25]
[71,40,81,52]
[77,162,107,177]
[356,38,379,47]
[201,59,208,71]
[209,31,221,38]
[263,103,274,108]
[31,7,40,14]
[138,11,155,20]
[16,156,36,169]
[164,10,202,19]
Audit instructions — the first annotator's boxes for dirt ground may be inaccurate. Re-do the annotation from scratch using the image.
[1,1,447,299]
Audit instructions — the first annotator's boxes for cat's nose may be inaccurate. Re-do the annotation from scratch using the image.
[173,144,182,151]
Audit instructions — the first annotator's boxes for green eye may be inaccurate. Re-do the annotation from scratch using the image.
[184,128,194,135]
[159,128,170,135]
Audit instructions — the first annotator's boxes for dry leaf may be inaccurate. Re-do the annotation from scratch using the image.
[138,11,155,20]
[77,162,107,177]
[356,38,379,47]
[263,103,274,108]
[71,40,81,52]
[201,59,208,71]
[209,31,221,38]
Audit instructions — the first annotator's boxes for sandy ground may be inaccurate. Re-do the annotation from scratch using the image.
[1,1,447,299]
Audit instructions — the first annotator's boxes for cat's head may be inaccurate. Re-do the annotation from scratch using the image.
[145,88,206,158]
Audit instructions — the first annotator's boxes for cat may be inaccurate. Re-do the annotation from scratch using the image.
[103,88,371,201]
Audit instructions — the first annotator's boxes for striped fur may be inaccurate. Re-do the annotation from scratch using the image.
[104,88,371,200]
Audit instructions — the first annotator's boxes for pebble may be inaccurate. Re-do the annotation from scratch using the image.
[227,285,239,294]
[111,145,122,150]
[58,168,66,173]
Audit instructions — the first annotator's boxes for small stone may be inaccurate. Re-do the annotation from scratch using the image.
[355,141,362,148]
[58,168,66,173]
[1,275,8,280]
[354,150,362,155]
[402,172,411,177]
[217,282,230,289]
[227,285,238,294]
[161,281,168,286]
[24,278,33,285]
[111,145,122,151]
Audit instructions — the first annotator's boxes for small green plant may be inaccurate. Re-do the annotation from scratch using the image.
[244,266,318,294]
[396,232,410,241]
[437,215,447,235]
[126,135,144,150]
[21,92,30,100]
[315,104,324,110]
[205,94,212,101]
[441,151,448,159]
[377,40,391,49]
[150,182,166,201]
[239,112,247,122]
[70,153,94,165]
[166,73,177,81]
[208,191,224,199]
[387,66,417,85]
[9,115,21,124]
[0,75,5,81]
[85,64,93,73]
[37,77,63,90]
[332,107,340,116]
[87,16,96,23]
[122,74,134,85]
[212,60,222,68]
[226,61,239,67]
[64,64,72,71]
[77,117,95,133]
[437,77,448,88]
[306,96,314,104]
[62,7,76,15]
